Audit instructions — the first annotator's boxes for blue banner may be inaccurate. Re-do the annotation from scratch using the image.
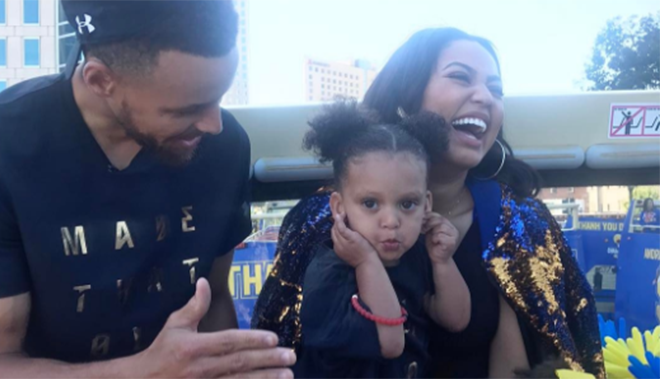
[231,241,277,329]
[565,216,623,302]
[615,231,660,331]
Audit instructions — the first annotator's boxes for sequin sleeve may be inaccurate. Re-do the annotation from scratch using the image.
[251,191,333,349]
[532,199,605,378]
[482,184,605,379]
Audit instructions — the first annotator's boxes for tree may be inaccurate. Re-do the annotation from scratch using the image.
[585,12,660,91]
[622,186,660,210]
[633,186,660,201]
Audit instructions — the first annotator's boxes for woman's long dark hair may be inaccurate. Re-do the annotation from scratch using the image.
[644,198,656,211]
[362,27,542,198]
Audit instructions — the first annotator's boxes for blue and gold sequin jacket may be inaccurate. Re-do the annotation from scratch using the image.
[252,180,605,378]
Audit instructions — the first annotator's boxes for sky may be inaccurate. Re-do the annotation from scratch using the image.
[245,0,659,106]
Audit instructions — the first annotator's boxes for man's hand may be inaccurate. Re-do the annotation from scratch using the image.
[331,213,378,268]
[133,278,295,378]
[422,212,459,265]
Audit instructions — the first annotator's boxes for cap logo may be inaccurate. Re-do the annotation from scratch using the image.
[76,14,95,35]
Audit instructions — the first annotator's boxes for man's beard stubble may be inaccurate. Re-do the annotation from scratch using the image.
[118,102,199,168]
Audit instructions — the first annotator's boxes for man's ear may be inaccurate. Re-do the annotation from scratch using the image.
[81,58,120,98]
[330,191,345,219]
[425,190,433,213]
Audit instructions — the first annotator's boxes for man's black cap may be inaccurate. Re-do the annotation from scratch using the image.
[60,1,196,47]
[60,0,233,78]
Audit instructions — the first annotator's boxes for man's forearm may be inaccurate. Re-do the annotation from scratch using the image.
[0,352,137,379]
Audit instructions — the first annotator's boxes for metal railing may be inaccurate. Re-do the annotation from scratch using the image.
[545,203,580,232]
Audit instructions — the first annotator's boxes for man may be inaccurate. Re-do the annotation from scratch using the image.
[593,268,603,292]
[0,1,294,377]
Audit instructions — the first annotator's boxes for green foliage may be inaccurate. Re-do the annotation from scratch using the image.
[633,186,660,201]
[585,13,660,90]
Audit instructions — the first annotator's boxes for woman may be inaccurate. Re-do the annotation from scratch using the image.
[640,198,660,233]
[253,28,604,378]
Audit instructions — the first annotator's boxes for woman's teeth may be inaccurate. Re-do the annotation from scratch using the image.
[452,118,488,132]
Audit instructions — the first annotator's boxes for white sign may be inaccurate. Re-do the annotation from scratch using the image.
[609,103,660,138]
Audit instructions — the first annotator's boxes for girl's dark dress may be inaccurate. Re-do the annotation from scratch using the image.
[293,239,433,378]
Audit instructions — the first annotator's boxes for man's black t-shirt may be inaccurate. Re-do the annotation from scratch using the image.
[0,74,252,362]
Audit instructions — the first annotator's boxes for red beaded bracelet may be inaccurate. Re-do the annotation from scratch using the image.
[351,294,408,326]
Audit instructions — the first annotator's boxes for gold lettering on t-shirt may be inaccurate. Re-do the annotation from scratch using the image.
[155,215,169,242]
[117,278,133,305]
[61,226,88,256]
[74,285,91,313]
[148,268,163,293]
[181,206,195,232]
[90,334,110,358]
[133,327,142,352]
[183,258,200,284]
[115,221,135,250]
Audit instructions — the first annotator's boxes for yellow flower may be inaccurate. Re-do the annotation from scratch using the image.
[555,369,596,379]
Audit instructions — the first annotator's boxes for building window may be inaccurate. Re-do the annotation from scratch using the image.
[57,1,68,23]
[309,74,312,79]
[568,187,575,193]
[0,38,6,67]
[0,81,6,92]
[0,0,6,24]
[24,0,39,24]
[549,188,557,194]
[58,35,76,67]
[321,84,325,88]
[24,38,40,67]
